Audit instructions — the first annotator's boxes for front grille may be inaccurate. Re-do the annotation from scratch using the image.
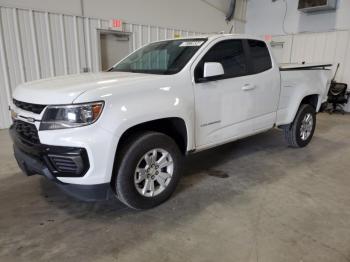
[13,99,46,114]
[13,120,40,144]
[48,155,84,175]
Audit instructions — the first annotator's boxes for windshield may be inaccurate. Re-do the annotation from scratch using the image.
[110,38,207,75]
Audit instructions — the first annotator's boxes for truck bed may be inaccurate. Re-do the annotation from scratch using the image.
[276,64,332,126]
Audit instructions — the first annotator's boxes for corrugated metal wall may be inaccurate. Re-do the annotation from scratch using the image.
[0,6,202,129]
[271,30,350,84]
[270,30,350,111]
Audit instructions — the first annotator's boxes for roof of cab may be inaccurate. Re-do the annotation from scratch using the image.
[175,33,265,42]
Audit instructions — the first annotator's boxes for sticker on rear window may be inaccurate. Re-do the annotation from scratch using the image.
[179,41,204,47]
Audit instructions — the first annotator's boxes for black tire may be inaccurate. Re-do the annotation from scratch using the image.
[283,104,316,148]
[115,132,183,210]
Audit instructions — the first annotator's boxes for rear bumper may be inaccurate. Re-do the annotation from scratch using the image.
[10,127,114,201]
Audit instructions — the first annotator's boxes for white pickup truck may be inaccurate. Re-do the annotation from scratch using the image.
[10,34,331,209]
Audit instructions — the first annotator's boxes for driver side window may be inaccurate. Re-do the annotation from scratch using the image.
[195,40,248,82]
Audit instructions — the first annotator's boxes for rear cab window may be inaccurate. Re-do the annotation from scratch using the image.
[194,38,273,82]
[246,40,272,74]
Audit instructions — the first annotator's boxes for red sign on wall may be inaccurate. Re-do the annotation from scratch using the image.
[111,19,123,31]
[264,35,272,42]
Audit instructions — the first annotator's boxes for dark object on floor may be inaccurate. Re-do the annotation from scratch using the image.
[208,170,229,179]
[319,102,328,112]
[325,63,349,115]
[326,82,349,114]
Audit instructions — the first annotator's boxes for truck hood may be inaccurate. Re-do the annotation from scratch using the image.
[13,72,163,105]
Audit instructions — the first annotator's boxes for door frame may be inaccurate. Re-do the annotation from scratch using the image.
[97,29,133,71]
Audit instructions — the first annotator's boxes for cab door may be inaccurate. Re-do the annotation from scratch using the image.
[244,39,280,132]
[193,39,256,148]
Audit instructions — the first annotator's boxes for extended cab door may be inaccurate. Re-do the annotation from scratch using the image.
[193,39,256,148]
[244,40,280,132]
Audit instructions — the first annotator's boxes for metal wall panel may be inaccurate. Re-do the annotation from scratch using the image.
[270,30,350,111]
[269,35,293,63]
[271,30,350,84]
[0,5,202,128]
[0,8,13,127]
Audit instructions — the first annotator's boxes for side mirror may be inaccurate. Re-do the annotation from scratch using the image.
[203,62,224,79]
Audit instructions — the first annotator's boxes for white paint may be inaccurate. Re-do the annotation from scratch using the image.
[277,69,331,125]
[192,37,280,146]
[11,34,330,185]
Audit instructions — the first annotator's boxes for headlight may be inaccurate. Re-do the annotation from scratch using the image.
[40,102,104,130]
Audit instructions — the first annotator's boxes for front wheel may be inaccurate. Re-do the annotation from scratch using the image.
[115,132,182,210]
[283,104,316,148]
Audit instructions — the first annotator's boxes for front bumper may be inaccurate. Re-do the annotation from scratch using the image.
[10,125,114,201]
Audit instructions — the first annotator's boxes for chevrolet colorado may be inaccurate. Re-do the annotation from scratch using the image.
[10,34,331,209]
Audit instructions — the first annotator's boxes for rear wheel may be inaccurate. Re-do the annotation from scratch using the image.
[283,104,316,148]
[115,132,182,210]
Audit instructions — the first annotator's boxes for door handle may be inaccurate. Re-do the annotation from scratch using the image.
[242,84,256,91]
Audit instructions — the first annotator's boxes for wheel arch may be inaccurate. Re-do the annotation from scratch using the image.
[116,117,188,154]
[277,92,321,127]
[300,94,320,110]
[111,117,189,186]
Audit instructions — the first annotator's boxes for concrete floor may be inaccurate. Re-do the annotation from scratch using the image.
[1,113,350,262]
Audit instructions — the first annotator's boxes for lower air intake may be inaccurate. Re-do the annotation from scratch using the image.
[48,155,84,175]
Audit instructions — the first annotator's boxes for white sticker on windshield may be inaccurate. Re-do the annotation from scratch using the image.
[179,41,204,47]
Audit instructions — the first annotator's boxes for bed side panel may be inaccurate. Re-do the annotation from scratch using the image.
[276,70,331,126]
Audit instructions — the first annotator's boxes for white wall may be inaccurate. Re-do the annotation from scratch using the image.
[0,0,247,128]
[0,0,232,33]
[245,0,350,36]
[0,0,235,129]
[270,31,350,111]
[83,0,232,33]
[245,0,350,111]
[270,31,350,83]
[0,0,82,16]
[0,5,205,128]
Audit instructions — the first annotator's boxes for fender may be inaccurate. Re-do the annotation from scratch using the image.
[276,69,330,126]
[74,72,196,152]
